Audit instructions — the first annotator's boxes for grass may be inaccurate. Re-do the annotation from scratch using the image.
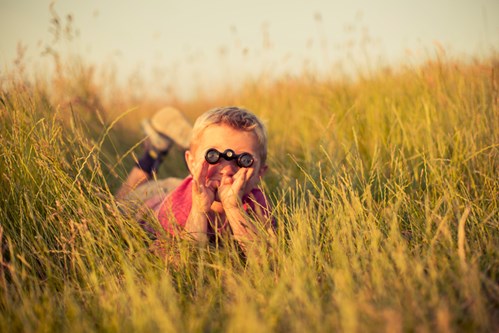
[0,49,498,332]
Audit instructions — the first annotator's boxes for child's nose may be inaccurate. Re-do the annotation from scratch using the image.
[219,159,238,176]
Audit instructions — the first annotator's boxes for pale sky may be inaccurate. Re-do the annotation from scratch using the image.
[1,0,498,99]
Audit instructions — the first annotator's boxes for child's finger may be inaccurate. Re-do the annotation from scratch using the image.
[193,160,209,192]
[244,167,254,182]
[232,168,248,189]
[222,175,234,185]
[194,160,207,181]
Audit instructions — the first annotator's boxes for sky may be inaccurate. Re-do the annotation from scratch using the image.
[1,0,498,99]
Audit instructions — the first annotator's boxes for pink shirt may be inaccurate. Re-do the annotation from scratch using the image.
[155,176,273,237]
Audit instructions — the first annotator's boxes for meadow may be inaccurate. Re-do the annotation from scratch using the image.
[0,43,498,332]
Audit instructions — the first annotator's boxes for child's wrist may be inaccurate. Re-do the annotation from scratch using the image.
[221,197,243,211]
[191,200,211,214]
[223,205,244,216]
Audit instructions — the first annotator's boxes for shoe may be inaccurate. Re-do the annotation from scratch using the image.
[142,106,192,151]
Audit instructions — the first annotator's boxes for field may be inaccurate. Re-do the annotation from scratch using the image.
[0,43,498,332]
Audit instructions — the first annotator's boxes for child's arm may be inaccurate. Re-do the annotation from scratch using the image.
[115,167,150,200]
[219,168,269,247]
[184,207,209,244]
[224,207,259,242]
[183,160,215,243]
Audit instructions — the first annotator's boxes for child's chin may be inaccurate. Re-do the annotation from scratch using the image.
[211,201,224,213]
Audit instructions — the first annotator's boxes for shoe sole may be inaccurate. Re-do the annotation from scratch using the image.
[142,106,192,149]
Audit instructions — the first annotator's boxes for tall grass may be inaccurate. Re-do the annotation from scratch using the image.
[1,49,498,332]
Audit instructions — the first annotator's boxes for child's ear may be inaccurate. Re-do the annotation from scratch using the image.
[258,164,268,177]
[185,150,195,174]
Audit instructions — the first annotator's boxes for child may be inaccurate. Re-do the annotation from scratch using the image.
[117,106,275,249]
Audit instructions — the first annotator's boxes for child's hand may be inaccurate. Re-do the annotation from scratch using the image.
[218,167,253,210]
[191,160,216,213]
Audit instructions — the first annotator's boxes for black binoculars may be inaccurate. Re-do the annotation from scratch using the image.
[205,148,254,168]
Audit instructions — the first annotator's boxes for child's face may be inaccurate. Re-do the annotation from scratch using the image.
[185,123,267,198]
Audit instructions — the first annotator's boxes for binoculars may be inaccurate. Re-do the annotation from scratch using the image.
[205,148,254,168]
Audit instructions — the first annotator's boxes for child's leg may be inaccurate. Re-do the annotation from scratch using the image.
[115,167,150,200]
[115,106,192,200]
[115,142,172,200]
